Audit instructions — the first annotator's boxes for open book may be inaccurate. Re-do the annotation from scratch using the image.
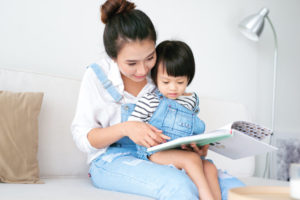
[147,121,278,159]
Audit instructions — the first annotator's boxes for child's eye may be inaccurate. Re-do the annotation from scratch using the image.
[177,82,184,84]
[162,81,169,84]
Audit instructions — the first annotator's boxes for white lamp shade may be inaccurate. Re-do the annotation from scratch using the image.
[238,8,269,41]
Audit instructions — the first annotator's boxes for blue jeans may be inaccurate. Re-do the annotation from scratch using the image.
[89,103,198,199]
[89,144,245,200]
[90,145,199,199]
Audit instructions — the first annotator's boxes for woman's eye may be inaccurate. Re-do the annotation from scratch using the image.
[147,56,154,61]
[128,63,136,66]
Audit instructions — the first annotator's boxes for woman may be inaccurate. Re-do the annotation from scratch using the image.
[71,0,244,199]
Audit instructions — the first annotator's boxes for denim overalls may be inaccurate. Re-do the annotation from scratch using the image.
[87,63,245,200]
[136,91,205,160]
[89,63,137,149]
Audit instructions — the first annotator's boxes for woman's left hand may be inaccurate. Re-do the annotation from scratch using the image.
[181,143,209,157]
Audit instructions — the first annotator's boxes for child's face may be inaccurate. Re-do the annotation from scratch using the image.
[156,63,188,99]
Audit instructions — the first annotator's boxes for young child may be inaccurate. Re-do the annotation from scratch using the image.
[128,40,221,200]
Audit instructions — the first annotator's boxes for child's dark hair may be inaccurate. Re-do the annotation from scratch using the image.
[151,40,195,85]
[101,0,157,59]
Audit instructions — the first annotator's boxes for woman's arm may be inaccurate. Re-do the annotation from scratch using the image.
[73,68,169,151]
[87,123,125,149]
[88,121,170,149]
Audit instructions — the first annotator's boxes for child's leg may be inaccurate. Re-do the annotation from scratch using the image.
[149,149,214,200]
[203,160,221,200]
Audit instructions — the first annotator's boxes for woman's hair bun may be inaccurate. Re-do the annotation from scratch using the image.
[101,0,136,24]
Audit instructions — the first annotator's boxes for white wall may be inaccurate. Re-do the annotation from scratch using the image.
[1,0,300,175]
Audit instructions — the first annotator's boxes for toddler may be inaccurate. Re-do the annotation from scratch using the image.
[128,40,221,200]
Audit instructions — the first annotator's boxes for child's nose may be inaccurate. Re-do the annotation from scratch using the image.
[169,83,177,90]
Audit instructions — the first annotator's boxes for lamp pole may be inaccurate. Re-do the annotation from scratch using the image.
[238,8,278,179]
[264,15,278,178]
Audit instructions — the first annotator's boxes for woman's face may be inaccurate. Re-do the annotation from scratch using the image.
[114,39,156,82]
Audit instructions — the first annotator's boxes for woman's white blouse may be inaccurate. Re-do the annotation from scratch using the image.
[71,56,156,164]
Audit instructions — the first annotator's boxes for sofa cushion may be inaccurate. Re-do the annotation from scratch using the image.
[0,91,43,183]
[0,68,88,177]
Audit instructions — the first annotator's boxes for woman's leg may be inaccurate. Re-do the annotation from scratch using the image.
[89,147,198,200]
[203,160,221,200]
[218,170,246,200]
[150,149,214,200]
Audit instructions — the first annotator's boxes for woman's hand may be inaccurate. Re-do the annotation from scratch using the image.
[122,121,170,148]
[181,143,209,157]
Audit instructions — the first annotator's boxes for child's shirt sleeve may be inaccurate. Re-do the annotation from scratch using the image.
[128,93,160,123]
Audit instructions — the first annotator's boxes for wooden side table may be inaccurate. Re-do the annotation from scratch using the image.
[228,186,292,200]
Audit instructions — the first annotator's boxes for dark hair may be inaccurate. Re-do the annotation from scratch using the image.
[100,0,157,59]
[151,40,195,85]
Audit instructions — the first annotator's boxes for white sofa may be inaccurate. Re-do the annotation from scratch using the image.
[0,68,288,199]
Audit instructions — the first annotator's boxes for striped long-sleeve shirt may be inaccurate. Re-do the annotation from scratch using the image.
[128,92,197,123]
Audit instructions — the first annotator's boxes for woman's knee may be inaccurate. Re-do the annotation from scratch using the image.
[158,167,198,200]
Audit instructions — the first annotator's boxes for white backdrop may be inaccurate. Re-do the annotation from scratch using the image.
[1,0,300,174]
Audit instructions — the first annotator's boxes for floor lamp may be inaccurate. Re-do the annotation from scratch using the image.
[238,7,278,178]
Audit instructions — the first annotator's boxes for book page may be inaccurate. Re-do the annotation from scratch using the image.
[147,131,232,153]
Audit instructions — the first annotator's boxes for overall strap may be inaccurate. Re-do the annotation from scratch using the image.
[154,89,164,99]
[89,63,122,103]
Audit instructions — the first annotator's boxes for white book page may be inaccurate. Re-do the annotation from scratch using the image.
[209,130,278,159]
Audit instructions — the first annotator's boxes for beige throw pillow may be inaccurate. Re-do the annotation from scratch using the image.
[0,91,43,183]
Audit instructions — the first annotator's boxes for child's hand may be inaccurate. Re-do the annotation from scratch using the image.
[181,143,209,157]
